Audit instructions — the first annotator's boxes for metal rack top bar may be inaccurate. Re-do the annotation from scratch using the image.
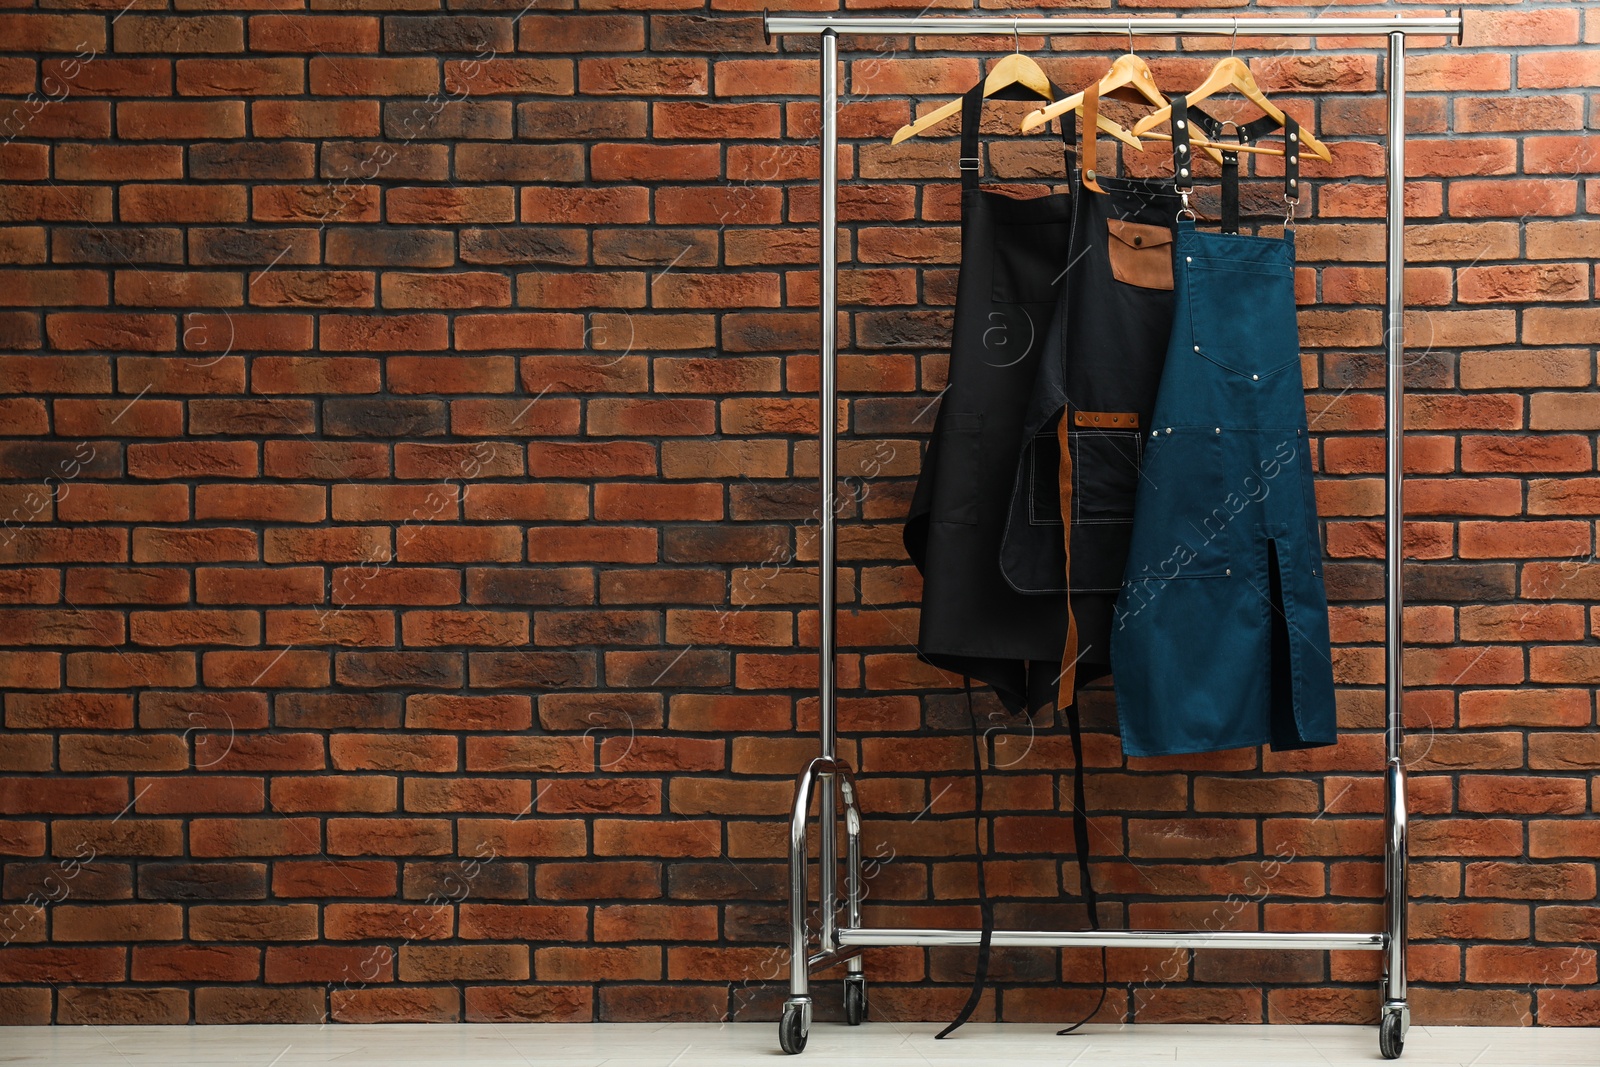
[765,13,1462,39]
[839,927,1386,952]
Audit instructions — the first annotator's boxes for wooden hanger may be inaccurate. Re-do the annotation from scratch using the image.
[1021,50,1225,163]
[891,23,1139,148]
[1020,52,1158,133]
[1131,54,1332,162]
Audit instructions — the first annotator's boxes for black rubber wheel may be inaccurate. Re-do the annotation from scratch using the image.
[779,1003,808,1054]
[844,979,867,1025]
[1379,1012,1405,1060]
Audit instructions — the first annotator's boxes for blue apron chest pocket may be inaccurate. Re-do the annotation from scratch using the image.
[931,411,983,525]
[1185,258,1301,382]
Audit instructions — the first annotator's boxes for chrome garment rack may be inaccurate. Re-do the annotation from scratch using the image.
[765,10,1464,1061]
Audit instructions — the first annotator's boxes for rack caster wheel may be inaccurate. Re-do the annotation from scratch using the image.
[1379,1010,1405,1059]
[844,977,867,1025]
[780,998,810,1054]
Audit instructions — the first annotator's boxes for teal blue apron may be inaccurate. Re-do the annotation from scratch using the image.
[1111,96,1338,758]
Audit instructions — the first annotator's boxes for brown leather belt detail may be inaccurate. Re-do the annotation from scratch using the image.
[1056,414,1079,709]
[1080,79,1103,195]
[1073,410,1139,428]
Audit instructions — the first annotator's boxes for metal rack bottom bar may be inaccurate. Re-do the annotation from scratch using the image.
[807,946,864,970]
[838,928,1384,951]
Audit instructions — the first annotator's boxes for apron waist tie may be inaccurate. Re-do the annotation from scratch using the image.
[936,675,994,1039]
[1055,414,1080,709]
[939,678,1103,1038]
[1056,691,1105,1034]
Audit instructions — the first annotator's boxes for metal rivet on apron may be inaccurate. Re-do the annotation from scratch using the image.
[1214,427,1220,433]
[1186,256,1192,263]
[1226,568,1231,576]
[1289,154,1298,164]
[1180,168,1189,177]
[1252,374,1259,380]
[1178,144,1188,154]
[1086,169,1097,181]
[1290,131,1298,141]
[1165,427,1172,434]
[1177,120,1186,129]
[1193,345,1200,352]
[1133,235,1143,246]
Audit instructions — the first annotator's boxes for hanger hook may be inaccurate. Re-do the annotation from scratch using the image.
[1013,17,1021,55]
[1127,18,1134,55]
[1230,17,1239,56]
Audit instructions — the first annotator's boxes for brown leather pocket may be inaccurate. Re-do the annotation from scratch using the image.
[1106,218,1174,290]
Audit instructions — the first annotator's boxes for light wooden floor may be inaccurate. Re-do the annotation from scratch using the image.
[1,1022,1596,1065]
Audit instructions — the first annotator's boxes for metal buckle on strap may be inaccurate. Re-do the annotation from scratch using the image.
[958,156,981,171]
[1177,188,1196,222]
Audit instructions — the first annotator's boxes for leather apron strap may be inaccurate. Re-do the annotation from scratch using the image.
[1079,80,1103,194]
[1055,415,1080,709]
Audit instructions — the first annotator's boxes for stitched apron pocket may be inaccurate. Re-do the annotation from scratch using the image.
[1186,258,1301,380]
[932,411,982,525]
[1069,428,1142,525]
[1124,428,1233,580]
[1107,219,1174,290]
[1027,429,1063,526]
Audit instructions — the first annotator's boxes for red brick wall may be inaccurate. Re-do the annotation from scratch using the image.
[2,0,1598,1029]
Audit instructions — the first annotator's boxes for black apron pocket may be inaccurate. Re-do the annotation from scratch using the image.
[932,411,983,525]
[1067,426,1143,593]
[1027,430,1063,526]
[1069,427,1142,525]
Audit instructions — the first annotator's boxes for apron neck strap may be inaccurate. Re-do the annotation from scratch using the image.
[959,80,1074,192]
[1283,113,1301,222]
[1060,101,1077,178]
[959,83,985,191]
[1170,93,1194,194]
[1078,80,1103,194]
[1173,102,1301,232]
[1169,94,1197,222]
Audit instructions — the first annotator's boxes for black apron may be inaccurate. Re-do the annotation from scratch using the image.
[903,84,1122,1044]
[999,89,1264,712]
[902,82,1076,716]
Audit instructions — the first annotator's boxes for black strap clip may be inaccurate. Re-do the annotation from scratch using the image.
[1169,94,1196,220]
[1283,114,1302,227]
